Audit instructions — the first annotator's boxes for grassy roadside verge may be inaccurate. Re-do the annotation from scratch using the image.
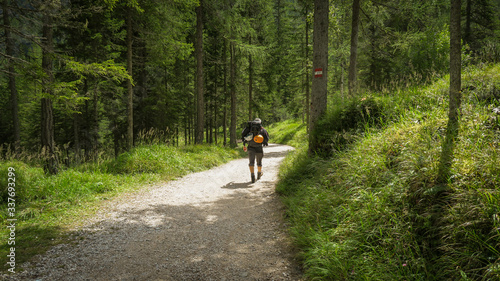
[0,144,244,272]
[275,64,500,280]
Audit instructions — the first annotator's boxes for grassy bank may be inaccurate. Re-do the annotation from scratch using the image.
[276,64,500,280]
[0,144,244,272]
[267,119,308,148]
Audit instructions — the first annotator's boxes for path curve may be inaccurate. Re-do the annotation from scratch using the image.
[8,144,302,281]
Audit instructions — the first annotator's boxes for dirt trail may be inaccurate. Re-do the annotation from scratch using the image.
[9,144,302,281]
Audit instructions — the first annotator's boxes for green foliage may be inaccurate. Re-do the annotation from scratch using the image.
[277,64,500,280]
[0,144,243,272]
[267,119,307,148]
[106,144,241,175]
[313,96,385,154]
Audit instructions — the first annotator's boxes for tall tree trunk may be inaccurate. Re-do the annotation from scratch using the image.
[340,61,345,101]
[348,0,360,97]
[205,97,210,143]
[464,0,472,46]
[73,112,80,164]
[139,42,148,131]
[92,87,99,159]
[309,0,329,154]
[229,42,237,148]
[41,12,58,174]
[276,0,283,103]
[248,37,253,121]
[3,0,20,149]
[184,115,188,146]
[223,39,228,146]
[195,0,204,144]
[214,60,219,145]
[305,13,310,133]
[126,8,134,150]
[438,0,462,183]
[248,56,253,121]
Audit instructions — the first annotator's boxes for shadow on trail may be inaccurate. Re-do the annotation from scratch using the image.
[48,188,302,280]
[221,181,252,189]
[264,149,291,159]
[11,143,300,280]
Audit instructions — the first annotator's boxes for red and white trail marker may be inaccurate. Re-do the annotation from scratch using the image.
[314,68,323,78]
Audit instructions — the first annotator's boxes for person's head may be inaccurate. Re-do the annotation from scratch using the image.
[253,118,261,125]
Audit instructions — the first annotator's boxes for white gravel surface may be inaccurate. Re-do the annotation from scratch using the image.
[3,144,303,281]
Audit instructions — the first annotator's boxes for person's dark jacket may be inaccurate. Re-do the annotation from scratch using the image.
[241,126,269,149]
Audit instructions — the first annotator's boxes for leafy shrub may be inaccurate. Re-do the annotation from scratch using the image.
[313,96,384,154]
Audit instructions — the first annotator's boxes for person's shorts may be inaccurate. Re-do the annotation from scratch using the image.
[247,146,263,167]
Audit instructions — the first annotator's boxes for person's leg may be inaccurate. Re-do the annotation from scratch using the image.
[256,152,263,179]
[248,149,256,182]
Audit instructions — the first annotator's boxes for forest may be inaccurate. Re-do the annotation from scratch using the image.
[1,0,499,169]
[1,0,500,279]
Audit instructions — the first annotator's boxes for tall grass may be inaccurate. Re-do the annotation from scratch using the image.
[276,64,500,280]
[0,144,243,272]
[267,119,308,148]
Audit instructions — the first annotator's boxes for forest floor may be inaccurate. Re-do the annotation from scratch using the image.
[3,144,303,281]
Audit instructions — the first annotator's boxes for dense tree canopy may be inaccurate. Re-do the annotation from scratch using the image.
[1,0,499,169]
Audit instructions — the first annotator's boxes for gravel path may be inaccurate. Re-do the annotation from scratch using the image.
[5,144,303,281]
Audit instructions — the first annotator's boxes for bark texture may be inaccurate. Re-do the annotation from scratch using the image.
[195,0,205,144]
[348,0,360,97]
[309,0,329,154]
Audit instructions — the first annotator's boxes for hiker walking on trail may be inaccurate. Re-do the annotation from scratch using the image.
[241,118,269,183]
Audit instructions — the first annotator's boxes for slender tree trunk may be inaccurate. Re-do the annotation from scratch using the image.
[214,60,219,145]
[84,98,91,159]
[73,112,80,164]
[92,87,99,159]
[113,121,120,158]
[184,115,188,146]
[248,37,253,121]
[229,42,237,148]
[126,8,134,150]
[464,0,472,46]
[3,0,20,149]
[205,97,210,143]
[276,0,283,104]
[195,0,204,144]
[248,55,253,121]
[41,12,58,174]
[348,0,360,97]
[183,66,189,146]
[305,14,310,133]
[340,61,345,101]
[309,0,329,154]
[438,0,462,183]
[139,43,148,130]
[192,89,196,144]
[223,39,228,146]
[223,99,227,146]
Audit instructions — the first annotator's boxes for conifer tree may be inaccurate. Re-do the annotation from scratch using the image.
[2,0,20,149]
[40,1,59,174]
[348,0,360,97]
[438,0,462,183]
[195,0,204,144]
[309,0,328,153]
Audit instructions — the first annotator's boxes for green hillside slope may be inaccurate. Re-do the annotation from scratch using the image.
[275,64,500,280]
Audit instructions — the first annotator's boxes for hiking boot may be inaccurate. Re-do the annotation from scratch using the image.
[251,173,256,183]
[257,172,263,180]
